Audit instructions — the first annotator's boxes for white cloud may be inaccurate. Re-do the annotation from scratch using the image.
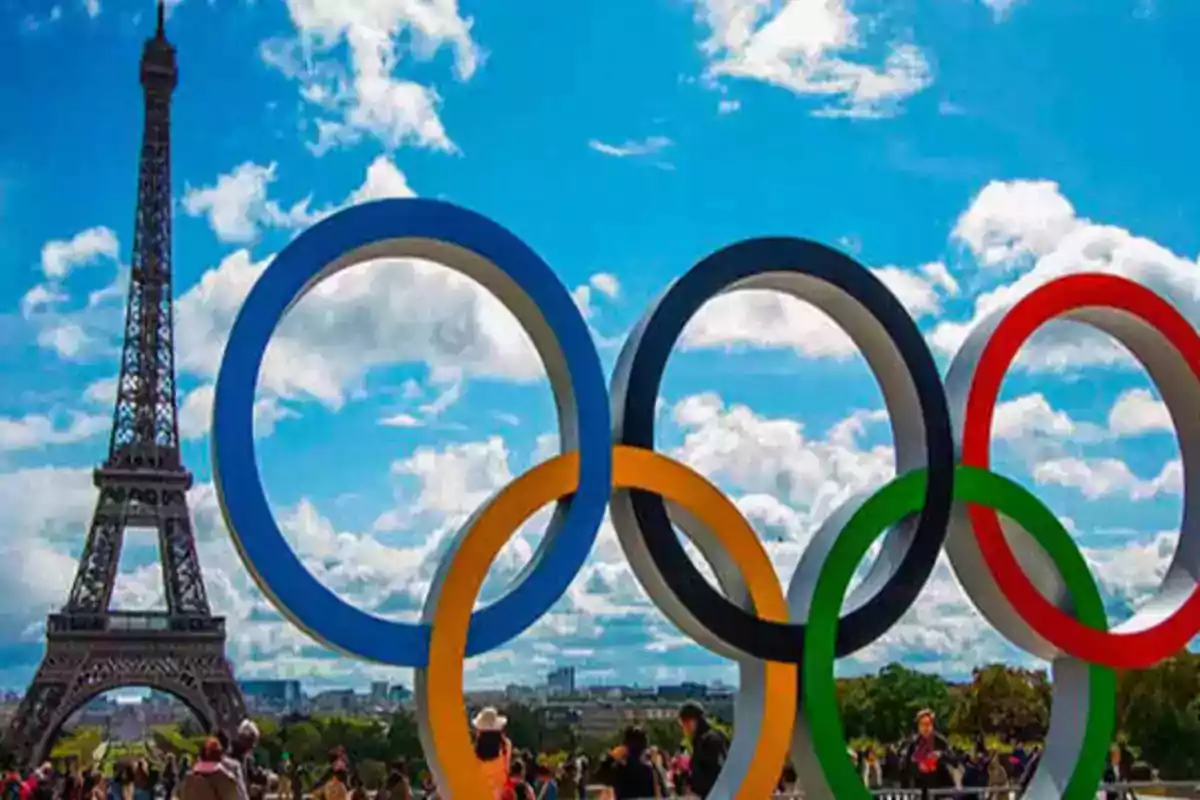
[691,0,932,118]
[992,392,1090,442]
[1032,456,1181,501]
[391,436,513,518]
[951,179,1079,269]
[572,273,622,320]
[181,163,320,244]
[1107,388,1172,437]
[25,157,527,431]
[175,245,541,414]
[36,323,94,359]
[0,410,108,452]
[671,392,894,521]
[932,179,1200,369]
[183,156,415,244]
[873,263,957,318]
[589,273,621,299]
[19,285,68,318]
[587,137,673,158]
[177,384,294,441]
[83,376,118,407]
[379,412,422,428]
[679,263,957,358]
[260,0,481,155]
[347,154,417,203]
[979,0,1026,21]
[40,226,118,279]
[18,226,127,363]
[1084,531,1175,609]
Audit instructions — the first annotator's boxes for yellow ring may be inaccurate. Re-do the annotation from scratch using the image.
[418,445,796,799]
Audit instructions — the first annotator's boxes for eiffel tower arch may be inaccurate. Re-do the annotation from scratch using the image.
[6,1,244,766]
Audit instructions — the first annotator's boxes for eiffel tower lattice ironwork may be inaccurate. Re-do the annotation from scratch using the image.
[6,2,245,765]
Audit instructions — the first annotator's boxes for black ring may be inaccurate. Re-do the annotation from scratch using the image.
[610,237,955,663]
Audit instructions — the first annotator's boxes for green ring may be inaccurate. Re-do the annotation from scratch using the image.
[801,465,1115,799]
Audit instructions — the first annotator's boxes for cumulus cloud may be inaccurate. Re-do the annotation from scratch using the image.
[19,156,536,441]
[1032,457,1181,501]
[182,155,415,244]
[258,0,481,155]
[679,263,958,358]
[572,272,623,320]
[932,179,1200,370]
[1107,388,1172,437]
[19,226,125,360]
[690,0,932,118]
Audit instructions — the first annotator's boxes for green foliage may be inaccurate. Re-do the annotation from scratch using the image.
[836,663,952,743]
[151,725,202,756]
[1117,651,1200,779]
[949,664,1050,742]
[50,726,105,765]
[501,704,542,752]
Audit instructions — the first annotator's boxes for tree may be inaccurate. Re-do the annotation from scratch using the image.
[644,720,683,753]
[501,704,542,752]
[385,709,423,761]
[836,676,875,741]
[866,663,951,743]
[1117,651,1200,779]
[283,721,322,763]
[949,665,1050,743]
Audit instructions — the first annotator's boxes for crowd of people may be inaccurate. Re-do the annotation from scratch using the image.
[850,709,1151,800]
[3,705,1157,799]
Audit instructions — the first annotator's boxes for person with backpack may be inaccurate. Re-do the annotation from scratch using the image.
[500,760,535,800]
[597,727,664,800]
[677,701,728,798]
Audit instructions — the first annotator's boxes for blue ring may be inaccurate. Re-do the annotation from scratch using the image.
[212,198,612,666]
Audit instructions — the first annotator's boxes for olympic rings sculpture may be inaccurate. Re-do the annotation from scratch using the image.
[212,198,1200,800]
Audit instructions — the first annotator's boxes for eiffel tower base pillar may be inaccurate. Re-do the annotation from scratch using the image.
[6,615,245,768]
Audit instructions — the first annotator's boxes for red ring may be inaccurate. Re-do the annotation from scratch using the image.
[962,274,1200,668]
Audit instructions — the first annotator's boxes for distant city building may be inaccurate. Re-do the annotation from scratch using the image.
[655,681,708,701]
[505,684,537,702]
[311,689,358,713]
[240,680,303,712]
[388,685,412,703]
[546,667,576,696]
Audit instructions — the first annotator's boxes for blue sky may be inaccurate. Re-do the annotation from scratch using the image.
[1,0,1198,693]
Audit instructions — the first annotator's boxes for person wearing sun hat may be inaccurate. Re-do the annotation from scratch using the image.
[471,706,512,797]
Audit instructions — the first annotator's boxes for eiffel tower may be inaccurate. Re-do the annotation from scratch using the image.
[7,2,245,765]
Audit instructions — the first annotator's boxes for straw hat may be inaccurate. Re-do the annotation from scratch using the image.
[471,707,507,732]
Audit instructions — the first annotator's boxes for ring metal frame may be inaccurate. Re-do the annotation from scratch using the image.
[790,467,1114,800]
[210,199,1200,799]
[946,274,1200,667]
[418,447,795,799]
[611,237,955,663]
[212,198,612,666]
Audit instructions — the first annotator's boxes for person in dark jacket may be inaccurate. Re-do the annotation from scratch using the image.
[898,709,955,796]
[597,727,662,799]
[677,701,728,798]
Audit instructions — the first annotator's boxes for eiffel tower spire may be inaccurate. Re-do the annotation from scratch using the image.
[5,11,245,765]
